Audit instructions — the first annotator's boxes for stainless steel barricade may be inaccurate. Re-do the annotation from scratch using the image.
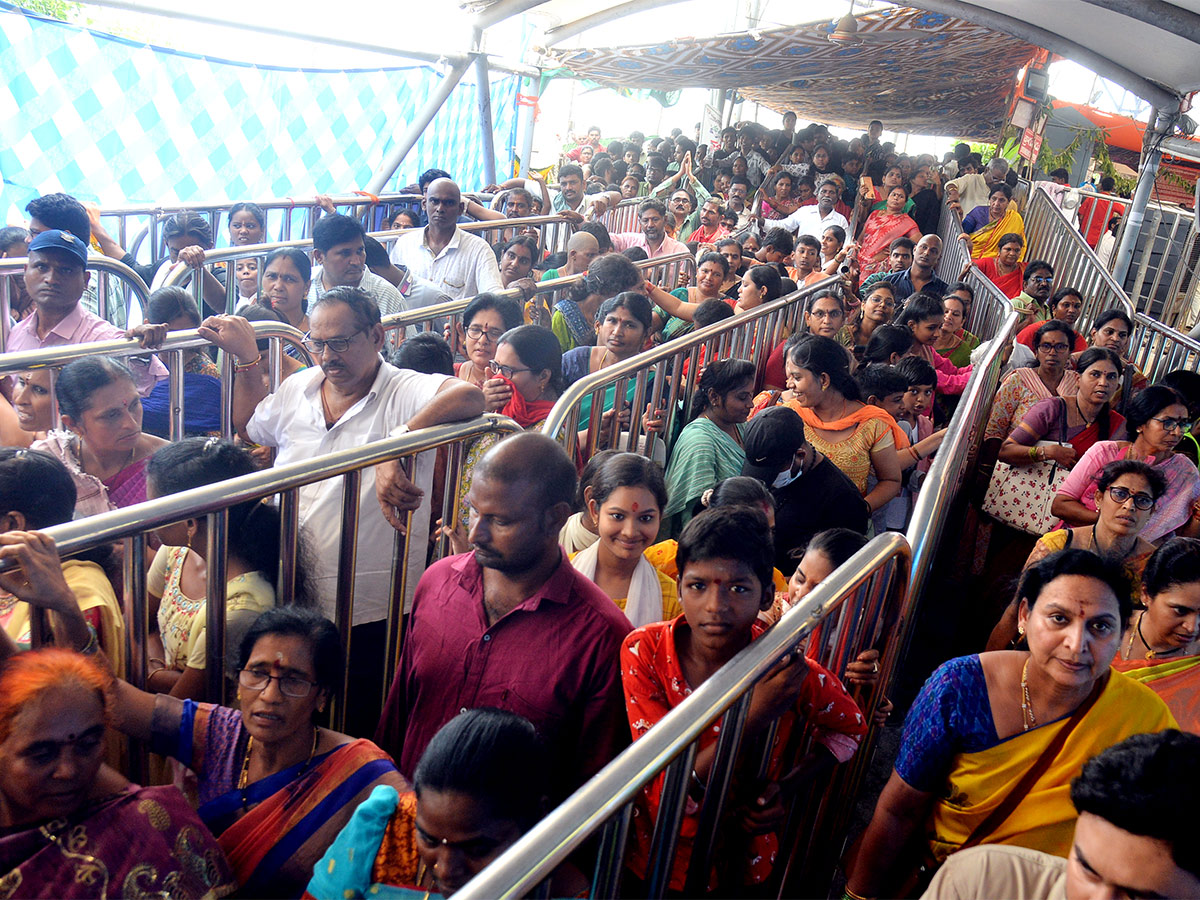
[454,533,910,900]
[1022,186,1135,327]
[0,256,151,350]
[0,321,311,440]
[14,415,521,727]
[600,197,643,235]
[540,276,838,462]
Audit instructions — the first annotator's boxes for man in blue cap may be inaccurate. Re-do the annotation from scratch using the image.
[8,229,167,395]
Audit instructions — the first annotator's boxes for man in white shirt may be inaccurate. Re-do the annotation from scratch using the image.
[308,214,411,319]
[389,178,504,300]
[199,288,484,734]
[609,198,690,259]
[946,157,1009,218]
[777,180,850,240]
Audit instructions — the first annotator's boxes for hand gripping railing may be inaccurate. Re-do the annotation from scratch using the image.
[0,256,151,349]
[599,197,643,235]
[539,276,839,461]
[377,251,699,343]
[0,321,312,440]
[13,415,521,732]
[454,532,910,900]
[1022,186,1135,326]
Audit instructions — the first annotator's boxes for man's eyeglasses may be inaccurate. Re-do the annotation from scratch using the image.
[1029,275,1053,284]
[238,668,317,698]
[1106,486,1156,510]
[465,325,505,343]
[488,360,531,379]
[1150,415,1190,433]
[1037,341,1070,353]
[302,329,367,354]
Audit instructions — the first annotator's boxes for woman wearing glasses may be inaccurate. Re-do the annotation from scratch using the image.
[1054,385,1200,542]
[450,293,524,388]
[984,320,1080,447]
[11,592,406,898]
[987,459,1166,650]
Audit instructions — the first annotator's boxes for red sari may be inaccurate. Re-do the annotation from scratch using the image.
[859,211,919,277]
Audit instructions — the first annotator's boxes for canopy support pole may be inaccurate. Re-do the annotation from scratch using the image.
[472,30,498,187]
[544,0,691,44]
[518,74,541,177]
[1110,109,1171,287]
[1077,0,1200,46]
[365,56,474,195]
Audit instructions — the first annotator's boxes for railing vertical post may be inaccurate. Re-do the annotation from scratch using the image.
[331,470,362,732]
[168,349,185,441]
[644,744,698,899]
[278,488,300,603]
[384,456,415,700]
[205,509,230,704]
[0,274,10,353]
[124,534,149,784]
[590,803,633,900]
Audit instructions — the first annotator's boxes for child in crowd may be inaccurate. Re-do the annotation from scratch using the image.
[621,507,866,893]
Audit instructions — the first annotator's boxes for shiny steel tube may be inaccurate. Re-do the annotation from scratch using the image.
[332,469,362,732]
[644,745,697,899]
[205,509,230,704]
[0,256,149,323]
[590,804,633,900]
[453,533,910,900]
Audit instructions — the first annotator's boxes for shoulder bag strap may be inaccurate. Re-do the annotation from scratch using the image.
[959,674,1105,851]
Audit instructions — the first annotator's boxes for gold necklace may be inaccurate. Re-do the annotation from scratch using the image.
[1020,658,1037,732]
[238,727,319,808]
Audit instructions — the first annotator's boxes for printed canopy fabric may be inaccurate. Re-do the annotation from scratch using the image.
[546,7,1038,138]
[0,4,518,223]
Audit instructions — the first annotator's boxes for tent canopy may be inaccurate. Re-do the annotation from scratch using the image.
[542,7,1038,138]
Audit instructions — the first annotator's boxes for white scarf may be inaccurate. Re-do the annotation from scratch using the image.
[571,541,664,628]
[559,511,600,555]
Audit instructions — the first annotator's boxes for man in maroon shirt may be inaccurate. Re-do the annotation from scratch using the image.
[376,433,632,798]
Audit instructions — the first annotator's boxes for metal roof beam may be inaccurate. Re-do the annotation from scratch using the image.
[903,0,1181,110]
[474,0,553,30]
[78,0,539,75]
[1077,0,1200,47]
[544,0,691,45]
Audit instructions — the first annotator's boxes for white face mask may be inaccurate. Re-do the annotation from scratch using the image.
[772,464,802,489]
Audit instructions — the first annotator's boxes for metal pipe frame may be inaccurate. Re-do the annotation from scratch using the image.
[453,533,912,900]
[0,255,150,341]
[1111,110,1172,285]
[544,0,691,44]
[365,56,476,197]
[904,0,1180,111]
[474,51,499,187]
[79,0,538,76]
[1076,0,1200,49]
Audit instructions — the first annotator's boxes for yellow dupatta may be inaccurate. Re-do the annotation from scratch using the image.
[968,206,1027,261]
[928,670,1175,862]
[1112,655,1200,734]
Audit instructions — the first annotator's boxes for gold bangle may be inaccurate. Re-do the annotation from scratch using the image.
[233,354,262,373]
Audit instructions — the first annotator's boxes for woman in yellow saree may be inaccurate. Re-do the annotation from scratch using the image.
[1114,537,1200,732]
[845,549,1176,899]
[961,183,1026,262]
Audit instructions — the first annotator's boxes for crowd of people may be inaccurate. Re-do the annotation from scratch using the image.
[0,113,1194,900]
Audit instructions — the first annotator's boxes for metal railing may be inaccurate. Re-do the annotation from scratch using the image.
[1022,186,1135,326]
[599,196,643,234]
[159,214,609,316]
[378,251,698,344]
[0,256,151,349]
[936,201,1018,340]
[0,321,311,440]
[100,191,494,263]
[17,415,520,724]
[455,532,910,900]
[540,276,838,462]
[1129,311,1200,383]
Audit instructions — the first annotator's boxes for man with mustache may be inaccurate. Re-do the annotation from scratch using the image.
[375,433,631,801]
[199,289,484,736]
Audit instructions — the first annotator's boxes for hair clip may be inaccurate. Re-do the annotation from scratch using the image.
[203,437,221,452]
[700,487,715,508]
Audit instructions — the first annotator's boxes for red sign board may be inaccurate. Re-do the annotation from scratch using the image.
[1018,128,1044,161]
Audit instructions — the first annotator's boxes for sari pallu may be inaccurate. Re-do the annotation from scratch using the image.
[151,697,406,899]
[966,207,1027,261]
[0,785,236,899]
[858,210,920,278]
[927,670,1175,863]
[1112,655,1200,734]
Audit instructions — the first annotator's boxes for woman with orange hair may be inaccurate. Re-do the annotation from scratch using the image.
[0,647,236,897]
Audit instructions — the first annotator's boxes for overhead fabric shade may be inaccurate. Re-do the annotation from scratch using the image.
[544,6,1039,138]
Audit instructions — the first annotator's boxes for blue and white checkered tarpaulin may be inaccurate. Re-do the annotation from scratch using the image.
[0,3,519,224]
